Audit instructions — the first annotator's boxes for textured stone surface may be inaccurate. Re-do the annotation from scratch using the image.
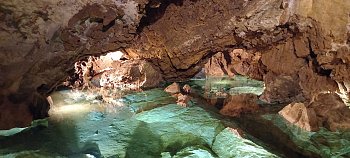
[212,127,279,158]
[0,0,350,129]
[279,93,350,132]
[220,93,259,117]
[0,0,149,129]
[278,102,319,132]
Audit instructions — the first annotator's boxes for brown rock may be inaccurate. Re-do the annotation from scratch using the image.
[96,60,163,90]
[278,102,319,132]
[177,94,191,107]
[260,73,304,104]
[309,93,350,132]
[220,93,259,117]
[164,82,181,94]
[204,52,232,77]
[229,49,266,80]
[182,84,191,94]
[279,93,350,132]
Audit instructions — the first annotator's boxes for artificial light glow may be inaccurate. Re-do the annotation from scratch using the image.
[50,103,90,115]
[105,51,124,60]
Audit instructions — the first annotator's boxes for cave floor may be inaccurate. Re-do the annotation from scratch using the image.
[0,76,350,158]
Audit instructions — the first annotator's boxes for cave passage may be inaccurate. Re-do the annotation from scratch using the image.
[1,0,350,157]
[1,69,350,157]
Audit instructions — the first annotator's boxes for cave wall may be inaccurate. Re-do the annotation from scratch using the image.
[127,0,350,103]
[0,0,349,129]
[0,0,149,129]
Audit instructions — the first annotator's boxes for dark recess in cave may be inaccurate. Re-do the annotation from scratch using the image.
[136,0,184,33]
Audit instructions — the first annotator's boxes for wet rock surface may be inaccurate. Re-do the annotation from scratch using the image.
[0,87,281,158]
[220,93,259,117]
[0,0,350,129]
[1,76,350,157]
[279,93,350,132]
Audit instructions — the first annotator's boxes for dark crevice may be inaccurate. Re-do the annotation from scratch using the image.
[306,38,332,76]
[102,19,115,32]
[136,0,184,33]
[222,51,232,65]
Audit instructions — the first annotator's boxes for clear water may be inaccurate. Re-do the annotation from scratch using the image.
[0,76,349,158]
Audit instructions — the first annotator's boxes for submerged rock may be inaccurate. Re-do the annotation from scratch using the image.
[279,93,350,132]
[220,93,259,117]
[212,127,279,158]
[264,114,350,158]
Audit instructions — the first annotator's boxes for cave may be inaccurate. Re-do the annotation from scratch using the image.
[0,0,350,157]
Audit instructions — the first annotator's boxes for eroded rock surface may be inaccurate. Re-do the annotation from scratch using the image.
[279,93,350,132]
[0,0,350,129]
[220,93,259,117]
[0,0,149,129]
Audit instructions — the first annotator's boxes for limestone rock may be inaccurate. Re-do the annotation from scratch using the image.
[212,128,278,158]
[229,49,266,80]
[98,60,163,89]
[1,0,350,129]
[220,93,259,117]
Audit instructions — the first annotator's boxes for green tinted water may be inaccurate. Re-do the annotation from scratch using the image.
[1,76,348,158]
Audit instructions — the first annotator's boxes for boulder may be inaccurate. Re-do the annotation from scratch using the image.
[97,60,163,90]
[309,93,350,132]
[278,102,319,132]
[182,84,191,94]
[279,93,350,132]
[164,82,181,94]
[219,93,259,117]
[176,94,191,107]
[204,52,233,77]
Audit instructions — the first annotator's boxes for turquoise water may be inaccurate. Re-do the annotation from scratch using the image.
[0,76,348,158]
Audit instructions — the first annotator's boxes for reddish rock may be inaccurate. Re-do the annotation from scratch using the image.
[164,82,181,94]
[227,127,245,138]
[204,52,232,77]
[279,102,319,132]
[229,49,266,80]
[309,93,350,132]
[260,73,304,104]
[183,84,191,94]
[177,94,191,107]
[279,93,350,132]
[220,93,259,117]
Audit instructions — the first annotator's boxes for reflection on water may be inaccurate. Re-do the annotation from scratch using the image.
[1,76,347,157]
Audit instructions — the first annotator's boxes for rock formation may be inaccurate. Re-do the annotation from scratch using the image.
[0,0,349,129]
[279,93,350,132]
[164,83,192,107]
[220,93,259,117]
